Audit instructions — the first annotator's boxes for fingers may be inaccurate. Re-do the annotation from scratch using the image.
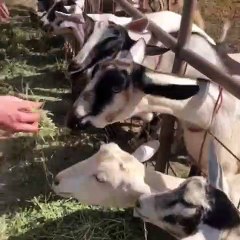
[17,112,41,124]
[13,122,39,133]
[18,101,43,112]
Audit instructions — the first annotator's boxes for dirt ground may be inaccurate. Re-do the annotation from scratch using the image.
[201,0,240,52]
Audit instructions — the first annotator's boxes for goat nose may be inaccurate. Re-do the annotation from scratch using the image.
[66,110,93,131]
[135,199,141,209]
[66,109,80,129]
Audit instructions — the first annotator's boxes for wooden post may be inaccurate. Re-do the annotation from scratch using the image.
[156,0,197,172]
[155,1,197,239]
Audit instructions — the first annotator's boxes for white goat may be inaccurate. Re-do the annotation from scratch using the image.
[52,141,240,210]
[135,176,240,240]
[53,141,184,207]
[69,36,240,177]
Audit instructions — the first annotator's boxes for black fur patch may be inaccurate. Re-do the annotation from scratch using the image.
[203,186,240,230]
[66,0,76,5]
[166,199,197,208]
[82,24,135,72]
[68,28,178,80]
[144,46,170,56]
[163,215,177,225]
[163,209,203,236]
[91,69,130,116]
[47,1,68,22]
[38,0,55,12]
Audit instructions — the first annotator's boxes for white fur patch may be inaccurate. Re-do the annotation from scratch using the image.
[145,72,200,86]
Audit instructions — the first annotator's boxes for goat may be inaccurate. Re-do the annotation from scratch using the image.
[68,36,240,177]
[135,176,240,240]
[53,140,185,207]
[52,141,240,211]
[64,11,209,101]
[39,0,86,58]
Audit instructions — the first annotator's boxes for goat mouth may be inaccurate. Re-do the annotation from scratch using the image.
[57,192,73,198]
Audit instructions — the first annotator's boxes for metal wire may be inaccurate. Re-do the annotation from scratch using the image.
[143,221,148,240]
[208,130,240,164]
[41,153,54,189]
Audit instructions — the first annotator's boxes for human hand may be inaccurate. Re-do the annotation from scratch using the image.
[0,96,43,133]
[0,1,10,23]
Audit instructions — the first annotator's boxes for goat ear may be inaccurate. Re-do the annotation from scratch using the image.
[206,186,240,230]
[126,18,149,33]
[208,140,229,196]
[130,38,146,64]
[55,11,84,24]
[133,140,160,163]
[141,76,200,100]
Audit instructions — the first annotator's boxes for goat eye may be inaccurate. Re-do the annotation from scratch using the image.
[112,78,127,93]
[112,85,122,93]
[94,173,107,183]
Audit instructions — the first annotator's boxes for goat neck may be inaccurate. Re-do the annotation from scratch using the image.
[145,168,185,193]
[132,68,212,129]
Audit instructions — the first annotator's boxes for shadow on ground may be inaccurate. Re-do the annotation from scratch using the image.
[8,208,143,240]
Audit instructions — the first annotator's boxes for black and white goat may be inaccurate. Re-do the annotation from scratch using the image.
[64,11,209,102]
[134,176,240,240]
[39,0,86,57]
[68,34,240,177]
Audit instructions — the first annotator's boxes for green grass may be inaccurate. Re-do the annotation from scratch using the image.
[0,9,144,240]
[3,3,238,238]
[1,197,143,240]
